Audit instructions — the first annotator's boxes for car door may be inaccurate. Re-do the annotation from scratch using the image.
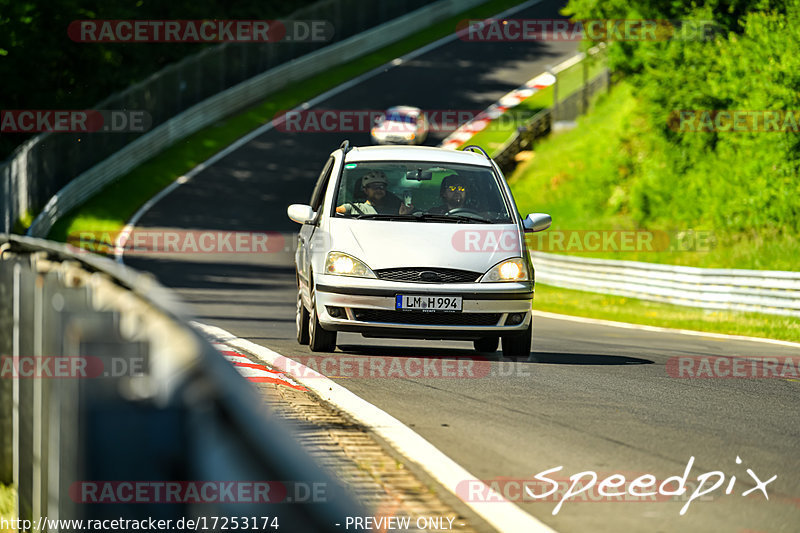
[298,155,336,300]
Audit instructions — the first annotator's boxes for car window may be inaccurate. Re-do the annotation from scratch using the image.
[334,160,512,223]
[386,112,415,123]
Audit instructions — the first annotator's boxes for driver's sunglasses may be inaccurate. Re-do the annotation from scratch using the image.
[448,185,466,192]
[366,183,386,190]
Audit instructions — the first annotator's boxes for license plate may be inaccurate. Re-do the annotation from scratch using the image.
[395,295,462,312]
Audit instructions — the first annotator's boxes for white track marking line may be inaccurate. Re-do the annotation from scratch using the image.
[533,310,800,349]
[192,321,557,533]
[116,0,546,265]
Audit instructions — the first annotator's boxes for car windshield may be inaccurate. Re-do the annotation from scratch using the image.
[334,161,513,223]
[385,112,416,123]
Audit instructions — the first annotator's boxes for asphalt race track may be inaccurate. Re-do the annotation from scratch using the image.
[124,1,800,531]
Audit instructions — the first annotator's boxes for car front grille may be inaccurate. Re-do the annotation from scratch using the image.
[352,309,501,326]
[374,268,481,284]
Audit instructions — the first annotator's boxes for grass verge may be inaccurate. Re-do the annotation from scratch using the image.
[0,484,14,531]
[47,0,528,243]
[508,81,800,271]
[534,283,800,343]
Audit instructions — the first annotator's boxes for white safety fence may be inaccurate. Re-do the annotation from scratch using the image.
[531,252,800,318]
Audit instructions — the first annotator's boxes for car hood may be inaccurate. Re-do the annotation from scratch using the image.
[327,218,523,272]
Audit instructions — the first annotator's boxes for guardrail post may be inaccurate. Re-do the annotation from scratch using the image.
[549,67,558,121]
[582,54,589,114]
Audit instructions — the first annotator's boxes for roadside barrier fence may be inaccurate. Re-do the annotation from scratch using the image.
[532,251,800,318]
[0,235,364,530]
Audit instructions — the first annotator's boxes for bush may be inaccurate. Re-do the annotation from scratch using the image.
[554,0,800,237]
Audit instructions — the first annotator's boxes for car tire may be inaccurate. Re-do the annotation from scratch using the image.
[309,289,337,352]
[502,322,531,359]
[473,337,499,353]
[296,284,310,345]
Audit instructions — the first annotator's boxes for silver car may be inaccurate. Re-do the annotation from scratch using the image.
[287,142,551,357]
[370,106,429,145]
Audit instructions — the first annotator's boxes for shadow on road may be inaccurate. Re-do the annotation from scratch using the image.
[336,343,492,360]
[335,345,653,367]
[527,352,654,365]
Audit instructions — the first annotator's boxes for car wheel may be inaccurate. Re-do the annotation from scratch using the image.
[502,322,531,359]
[309,289,337,352]
[296,285,310,345]
[473,337,499,353]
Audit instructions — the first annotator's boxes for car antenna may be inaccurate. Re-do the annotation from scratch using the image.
[340,139,352,154]
[461,145,491,160]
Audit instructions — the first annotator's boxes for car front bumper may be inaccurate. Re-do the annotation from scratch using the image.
[314,274,533,340]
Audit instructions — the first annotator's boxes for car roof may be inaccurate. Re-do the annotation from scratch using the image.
[343,145,493,167]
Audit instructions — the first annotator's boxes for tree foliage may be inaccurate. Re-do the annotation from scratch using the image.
[0,0,315,159]
[562,0,800,236]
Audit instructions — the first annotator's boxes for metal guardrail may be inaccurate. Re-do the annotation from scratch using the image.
[4,0,487,237]
[493,47,609,175]
[492,108,552,175]
[532,251,800,317]
[0,234,364,530]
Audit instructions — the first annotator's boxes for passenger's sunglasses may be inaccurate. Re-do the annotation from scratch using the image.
[366,183,386,190]
[448,185,466,192]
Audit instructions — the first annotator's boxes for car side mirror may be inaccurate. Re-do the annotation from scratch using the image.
[523,213,551,232]
[287,204,316,224]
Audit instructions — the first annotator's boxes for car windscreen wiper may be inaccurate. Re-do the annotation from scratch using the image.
[412,213,492,224]
[342,213,494,223]
[351,213,416,221]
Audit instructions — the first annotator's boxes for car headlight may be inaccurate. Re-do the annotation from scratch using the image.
[324,252,377,278]
[482,258,529,282]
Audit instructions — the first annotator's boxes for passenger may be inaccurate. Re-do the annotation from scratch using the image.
[336,171,414,215]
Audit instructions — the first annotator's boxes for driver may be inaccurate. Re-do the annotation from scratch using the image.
[428,174,468,214]
[336,171,414,215]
